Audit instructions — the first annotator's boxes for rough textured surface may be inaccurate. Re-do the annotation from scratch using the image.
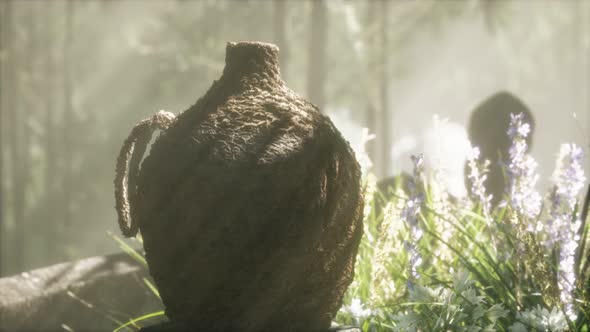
[0,253,161,332]
[123,42,364,332]
[466,91,535,206]
[139,321,361,332]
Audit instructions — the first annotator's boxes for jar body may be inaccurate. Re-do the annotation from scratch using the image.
[133,42,364,332]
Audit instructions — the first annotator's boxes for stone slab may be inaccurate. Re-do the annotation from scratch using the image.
[0,252,162,332]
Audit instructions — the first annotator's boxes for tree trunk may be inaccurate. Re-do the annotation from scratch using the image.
[365,0,379,175]
[43,0,58,264]
[364,1,390,178]
[1,0,17,276]
[378,0,391,177]
[10,0,25,273]
[273,0,288,80]
[62,0,73,232]
[0,0,6,277]
[16,0,36,271]
[306,0,327,110]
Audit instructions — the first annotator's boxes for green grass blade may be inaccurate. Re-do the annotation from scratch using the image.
[108,231,147,268]
[112,311,166,332]
[143,277,161,299]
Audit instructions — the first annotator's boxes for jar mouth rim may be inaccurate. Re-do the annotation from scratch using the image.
[226,41,279,53]
[225,42,280,64]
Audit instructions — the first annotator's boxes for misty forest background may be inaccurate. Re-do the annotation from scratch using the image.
[0,0,588,277]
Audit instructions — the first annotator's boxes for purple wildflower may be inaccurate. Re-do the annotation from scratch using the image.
[546,143,586,320]
[403,154,425,281]
[466,146,492,218]
[506,113,542,229]
[551,144,586,210]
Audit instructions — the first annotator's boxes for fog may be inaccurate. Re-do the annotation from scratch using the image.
[0,0,588,276]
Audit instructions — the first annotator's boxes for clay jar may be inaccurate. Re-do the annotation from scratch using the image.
[115,42,364,332]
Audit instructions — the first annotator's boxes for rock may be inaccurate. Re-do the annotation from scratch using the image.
[466,91,535,206]
[0,253,161,332]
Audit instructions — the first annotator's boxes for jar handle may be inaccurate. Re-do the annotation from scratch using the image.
[114,111,176,237]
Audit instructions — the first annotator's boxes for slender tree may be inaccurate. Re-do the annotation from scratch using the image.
[363,1,391,178]
[306,0,327,110]
[273,0,288,79]
[2,0,17,275]
[63,0,73,232]
[16,0,36,271]
[378,0,391,177]
[10,0,26,273]
[0,0,6,277]
[43,0,58,263]
[365,0,379,175]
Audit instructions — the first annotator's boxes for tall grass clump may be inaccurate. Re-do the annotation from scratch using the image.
[337,113,589,331]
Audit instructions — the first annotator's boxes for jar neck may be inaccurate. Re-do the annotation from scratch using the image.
[220,42,283,89]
